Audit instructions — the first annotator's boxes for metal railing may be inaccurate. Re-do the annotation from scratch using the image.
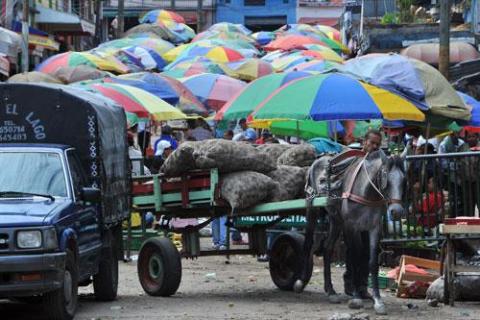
[383,151,480,243]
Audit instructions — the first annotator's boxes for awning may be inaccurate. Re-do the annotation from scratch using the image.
[298,17,339,26]
[35,4,95,35]
[0,27,21,59]
[11,21,60,51]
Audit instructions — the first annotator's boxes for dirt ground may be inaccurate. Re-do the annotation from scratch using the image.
[1,242,480,320]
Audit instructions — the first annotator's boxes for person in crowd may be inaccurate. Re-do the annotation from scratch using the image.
[438,128,469,216]
[223,130,234,140]
[127,132,151,176]
[233,118,248,135]
[154,125,178,156]
[190,118,214,141]
[466,131,480,150]
[255,131,272,145]
[233,128,257,142]
[414,176,445,229]
[211,216,227,250]
[151,140,173,174]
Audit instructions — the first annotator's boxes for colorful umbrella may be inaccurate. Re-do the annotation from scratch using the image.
[344,53,470,120]
[285,60,342,73]
[289,46,343,63]
[140,9,186,24]
[276,24,326,37]
[176,45,244,63]
[163,41,257,63]
[252,119,333,140]
[52,66,110,84]
[36,51,129,74]
[315,25,342,42]
[118,72,208,116]
[249,73,426,123]
[251,31,276,46]
[214,71,312,122]
[97,37,174,55]
[124,24,174,42]
[192,30,255,45]
[180,73,247,111]
[261,50,288,63]
[264,35,326,51]
[164,56,225,76]
[83,82,187,120]
[208,22,252,35]
[122,46,167,70]
[220,58,273,81]
[8,71,63,84]
[458,92,480,130]
[271,55,314,72]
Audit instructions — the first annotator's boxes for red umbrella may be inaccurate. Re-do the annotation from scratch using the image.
[264,35,324,51]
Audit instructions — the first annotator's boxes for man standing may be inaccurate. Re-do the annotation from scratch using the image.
[344,129,383,298]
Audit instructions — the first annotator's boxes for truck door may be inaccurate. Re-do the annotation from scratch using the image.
[66,150,102,278]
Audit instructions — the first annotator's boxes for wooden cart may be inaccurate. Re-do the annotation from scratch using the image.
[130,169,327,296]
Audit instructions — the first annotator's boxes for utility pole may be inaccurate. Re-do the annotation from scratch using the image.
[117,0,124,39]
[95,0,103,46]
[196,0,203,33]
[21,0,29,72]
[439,0,450,79]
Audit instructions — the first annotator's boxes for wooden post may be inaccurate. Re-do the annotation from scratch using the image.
[94,0,103,46]
[21,0,29,73]
[117,0,124,39]
[197,0,203,33]
[439,0,451,79]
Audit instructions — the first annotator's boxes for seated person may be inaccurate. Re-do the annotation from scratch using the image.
[414,177,446,229]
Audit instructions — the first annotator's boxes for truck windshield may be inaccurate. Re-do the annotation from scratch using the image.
[0,152,67,198]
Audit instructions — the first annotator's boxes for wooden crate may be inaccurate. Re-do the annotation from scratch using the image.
[396,255,441,298]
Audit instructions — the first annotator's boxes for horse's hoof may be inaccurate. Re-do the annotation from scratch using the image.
[293,280,304,293]
[348,298,363,309]
[374,302,387,315]
[328,294,341,304]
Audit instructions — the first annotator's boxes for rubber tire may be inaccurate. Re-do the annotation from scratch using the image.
[137,237,182,297]
[269,232,313,291]
[93,231,119,301]
[43,249,78,320]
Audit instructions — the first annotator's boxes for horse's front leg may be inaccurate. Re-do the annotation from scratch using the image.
[294,201,317,293]
[324,212,341,303]
[369,230,386,315]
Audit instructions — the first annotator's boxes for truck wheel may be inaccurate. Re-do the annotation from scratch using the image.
[137,237,182,296]
[93,231,118,301]
[43,249,78,320]
[269,232,313,291]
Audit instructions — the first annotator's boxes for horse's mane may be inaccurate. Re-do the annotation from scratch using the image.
[387,155,405,173]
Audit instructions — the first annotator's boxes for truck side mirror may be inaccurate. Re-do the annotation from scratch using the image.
[81,187,101,203]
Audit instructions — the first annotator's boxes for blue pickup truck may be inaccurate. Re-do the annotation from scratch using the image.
[0,83,130,320]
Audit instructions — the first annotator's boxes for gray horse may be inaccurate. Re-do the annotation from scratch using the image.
[294,150,405,315]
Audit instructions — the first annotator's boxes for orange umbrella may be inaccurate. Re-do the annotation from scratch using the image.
[264,35,324,51]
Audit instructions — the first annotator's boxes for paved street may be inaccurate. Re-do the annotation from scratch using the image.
[1,252,479,320]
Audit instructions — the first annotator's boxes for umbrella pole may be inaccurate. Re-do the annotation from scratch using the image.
[333,121,338,142]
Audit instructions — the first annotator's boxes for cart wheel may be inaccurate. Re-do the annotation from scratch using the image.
[269,232,313,291]
[137,237,182,296]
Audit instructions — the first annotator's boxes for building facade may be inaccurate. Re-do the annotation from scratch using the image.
[103,0,216,33]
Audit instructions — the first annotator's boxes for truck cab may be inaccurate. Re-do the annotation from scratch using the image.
[0,83,130,320]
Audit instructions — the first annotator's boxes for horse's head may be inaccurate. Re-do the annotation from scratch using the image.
[385,155,406,220]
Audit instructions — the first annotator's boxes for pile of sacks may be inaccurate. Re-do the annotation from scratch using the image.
[161,139,318,212]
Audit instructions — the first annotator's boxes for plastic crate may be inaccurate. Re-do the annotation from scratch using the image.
[368,272,394,289]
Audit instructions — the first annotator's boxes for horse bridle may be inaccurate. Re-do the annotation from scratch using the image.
[341,154,402,207]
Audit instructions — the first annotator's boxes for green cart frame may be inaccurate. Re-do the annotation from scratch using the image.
[130,169,327,297]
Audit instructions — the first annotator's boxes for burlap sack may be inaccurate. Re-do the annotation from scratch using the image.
[256,144,293,164]
[277,144,317,167]
[161,141,198,176]
[267,165,307,201]
[193,139,276,173]
[220,171,277,211]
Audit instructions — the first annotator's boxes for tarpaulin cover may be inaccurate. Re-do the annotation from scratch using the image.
[0,83,130,225]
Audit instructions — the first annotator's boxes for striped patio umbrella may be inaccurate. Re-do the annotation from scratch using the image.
[220,58,273,81]
[271,55,314,72]
[214,71,312,122]
[251,31,276,46]
[36,51,129,74]
[249,73,425,124]
[121,45,167,70]
[180,73,247,111]
[285,59,342,73]
[97,37,174,55]
[118,72,208,116]
[164,56,225,77]
[139,9,186,24]
[175,45,244,63]
[192,30,255,45]
[82,82,187,120]
[315,25,342,42]
[289,46,343,63]
[208,22,252,35]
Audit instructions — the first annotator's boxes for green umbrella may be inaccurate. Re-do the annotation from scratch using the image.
[265,120,330,140]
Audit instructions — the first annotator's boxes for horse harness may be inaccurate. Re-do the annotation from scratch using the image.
[340,153,402,208]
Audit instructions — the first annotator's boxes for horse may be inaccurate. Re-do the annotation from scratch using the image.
[294,150,406,315]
